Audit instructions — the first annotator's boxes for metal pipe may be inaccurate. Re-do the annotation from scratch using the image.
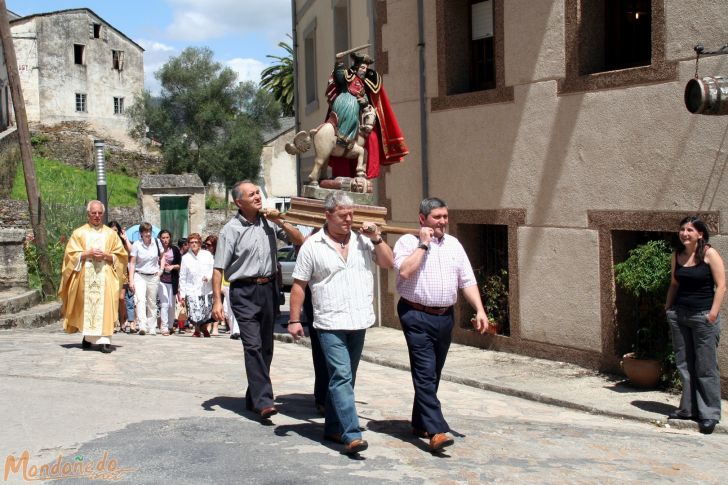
[94,139,108,223]
[417,0,429,198]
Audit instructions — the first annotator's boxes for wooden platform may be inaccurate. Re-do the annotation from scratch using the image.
[283,197,418,235]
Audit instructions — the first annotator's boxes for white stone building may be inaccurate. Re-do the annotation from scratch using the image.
[11,8,144,144]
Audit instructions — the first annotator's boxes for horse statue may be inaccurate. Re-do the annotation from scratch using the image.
[285,105,376,189]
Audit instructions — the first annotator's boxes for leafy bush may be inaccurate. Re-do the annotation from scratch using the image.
[24,199,86,299]
[614,239,672,360]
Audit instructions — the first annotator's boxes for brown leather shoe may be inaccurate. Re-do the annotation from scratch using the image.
[429,433,454,452]
[342,439,368,455]
[412,427,430,438]
[260,406,278,419]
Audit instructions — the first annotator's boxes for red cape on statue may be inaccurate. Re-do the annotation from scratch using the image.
[329,85,408,179]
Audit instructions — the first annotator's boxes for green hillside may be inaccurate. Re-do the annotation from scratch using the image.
[11,157,139,207]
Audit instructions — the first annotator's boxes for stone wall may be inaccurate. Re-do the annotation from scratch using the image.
[30,122,163,177]
[0,228,28,288]
[0,200,30,229]
[0,129,20,199]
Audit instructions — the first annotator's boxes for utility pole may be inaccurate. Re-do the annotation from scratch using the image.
[0,1,55,297]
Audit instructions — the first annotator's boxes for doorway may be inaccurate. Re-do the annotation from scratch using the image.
[160,196,189,240]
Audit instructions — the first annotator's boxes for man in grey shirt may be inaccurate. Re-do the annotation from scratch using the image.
[212,180,303,420]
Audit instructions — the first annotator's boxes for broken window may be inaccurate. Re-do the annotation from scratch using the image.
[114,97,124,115]
[91,23,101,39]
[75,93,87,112]
[74,44,85,65]
[112,50,124,71]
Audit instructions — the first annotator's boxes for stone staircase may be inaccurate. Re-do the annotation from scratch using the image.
[0,288,62,330]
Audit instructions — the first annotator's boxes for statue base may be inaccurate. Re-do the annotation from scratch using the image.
[301,184,375,206]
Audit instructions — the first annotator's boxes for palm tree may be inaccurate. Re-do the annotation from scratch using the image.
[260,41,294,116]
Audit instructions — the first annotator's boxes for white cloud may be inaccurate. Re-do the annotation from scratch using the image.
[165,0,291,41]
[225,58,265,85]
[139,39,178,95]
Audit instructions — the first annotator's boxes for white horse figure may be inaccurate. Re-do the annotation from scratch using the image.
[286,105,376,186]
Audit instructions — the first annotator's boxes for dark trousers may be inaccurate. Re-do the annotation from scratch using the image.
[230,281,277,411]
[397,298,454,434]
[303,285,329,407]
[309,326,329,407]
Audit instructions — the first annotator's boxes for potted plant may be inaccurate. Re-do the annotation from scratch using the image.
[613,239,672,388]
[472,269,509,335]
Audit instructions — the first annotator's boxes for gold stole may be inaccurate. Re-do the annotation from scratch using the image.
[82,228,107,335]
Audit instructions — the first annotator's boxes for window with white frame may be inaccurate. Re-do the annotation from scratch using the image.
[114,97,124,114]
[75,93,87,112]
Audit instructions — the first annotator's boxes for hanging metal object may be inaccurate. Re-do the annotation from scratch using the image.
[685,44,728,115]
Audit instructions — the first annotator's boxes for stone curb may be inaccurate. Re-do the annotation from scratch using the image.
[273,333,727,435]
[0,301,62,329]
[0,288,42,315]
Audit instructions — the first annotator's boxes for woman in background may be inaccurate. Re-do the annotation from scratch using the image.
[107,221,133,332]
[158,230,181,336]
[129,222,163,336]
[179,233,215,338]
[203,235,223,336]
[665,216,726,434]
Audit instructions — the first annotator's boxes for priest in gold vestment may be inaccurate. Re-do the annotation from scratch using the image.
[59,200,128,353]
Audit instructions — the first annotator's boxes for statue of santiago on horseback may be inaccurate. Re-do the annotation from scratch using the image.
[286,45,408,192]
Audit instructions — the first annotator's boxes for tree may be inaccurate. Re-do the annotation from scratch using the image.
[260,41,294,117]
[127,47,281,185]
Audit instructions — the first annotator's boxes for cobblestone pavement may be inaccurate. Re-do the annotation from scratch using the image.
[2,324,728,484]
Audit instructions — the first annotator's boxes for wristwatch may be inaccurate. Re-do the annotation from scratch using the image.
[417,243,429,251]
[372,237,384,245]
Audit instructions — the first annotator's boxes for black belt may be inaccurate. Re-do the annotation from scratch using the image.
[136,272,157,276]
[232,276,274,286]
[402,298,452,316]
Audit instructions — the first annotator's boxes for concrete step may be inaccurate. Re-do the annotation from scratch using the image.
[0,301,62,330]
[0,288,42,315]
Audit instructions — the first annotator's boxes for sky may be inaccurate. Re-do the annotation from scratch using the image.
[8,0,293,94]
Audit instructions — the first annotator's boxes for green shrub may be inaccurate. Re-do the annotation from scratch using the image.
[614,239,672,360]
[24,199,86,298]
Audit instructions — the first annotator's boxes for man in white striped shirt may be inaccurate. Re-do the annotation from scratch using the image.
[393,197,489,452]
[288,191,393,455]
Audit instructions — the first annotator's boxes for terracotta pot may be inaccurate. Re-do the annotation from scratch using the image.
[621,352,662,388]
[471,318,501,335]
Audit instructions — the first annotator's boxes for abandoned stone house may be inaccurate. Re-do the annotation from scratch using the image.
[10,8,144,144]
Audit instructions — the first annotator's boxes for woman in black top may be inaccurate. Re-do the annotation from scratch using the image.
[665,216,726,434]
[158,230,182,336]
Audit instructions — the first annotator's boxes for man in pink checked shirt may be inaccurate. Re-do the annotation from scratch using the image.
[393,197,490,453]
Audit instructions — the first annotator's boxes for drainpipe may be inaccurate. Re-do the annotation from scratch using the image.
[94,139,108,223]
[291,0,301,196]
[417,0,429,199]
[369,0,384,326]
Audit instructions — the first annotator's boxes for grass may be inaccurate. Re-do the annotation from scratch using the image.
[12,157,139,298]
[11,157,139,207]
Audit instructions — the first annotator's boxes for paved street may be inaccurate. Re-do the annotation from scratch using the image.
[2,324,728,484]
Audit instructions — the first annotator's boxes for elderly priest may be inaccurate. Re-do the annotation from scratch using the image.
[59,200,128,353]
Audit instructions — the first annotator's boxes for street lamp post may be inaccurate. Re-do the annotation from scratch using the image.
[94,140,108,223]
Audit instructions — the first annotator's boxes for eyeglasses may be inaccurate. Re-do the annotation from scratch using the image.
[189,240,201,244]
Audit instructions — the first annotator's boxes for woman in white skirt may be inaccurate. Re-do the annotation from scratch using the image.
[179,233,215,337]
[128,222,163,335]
